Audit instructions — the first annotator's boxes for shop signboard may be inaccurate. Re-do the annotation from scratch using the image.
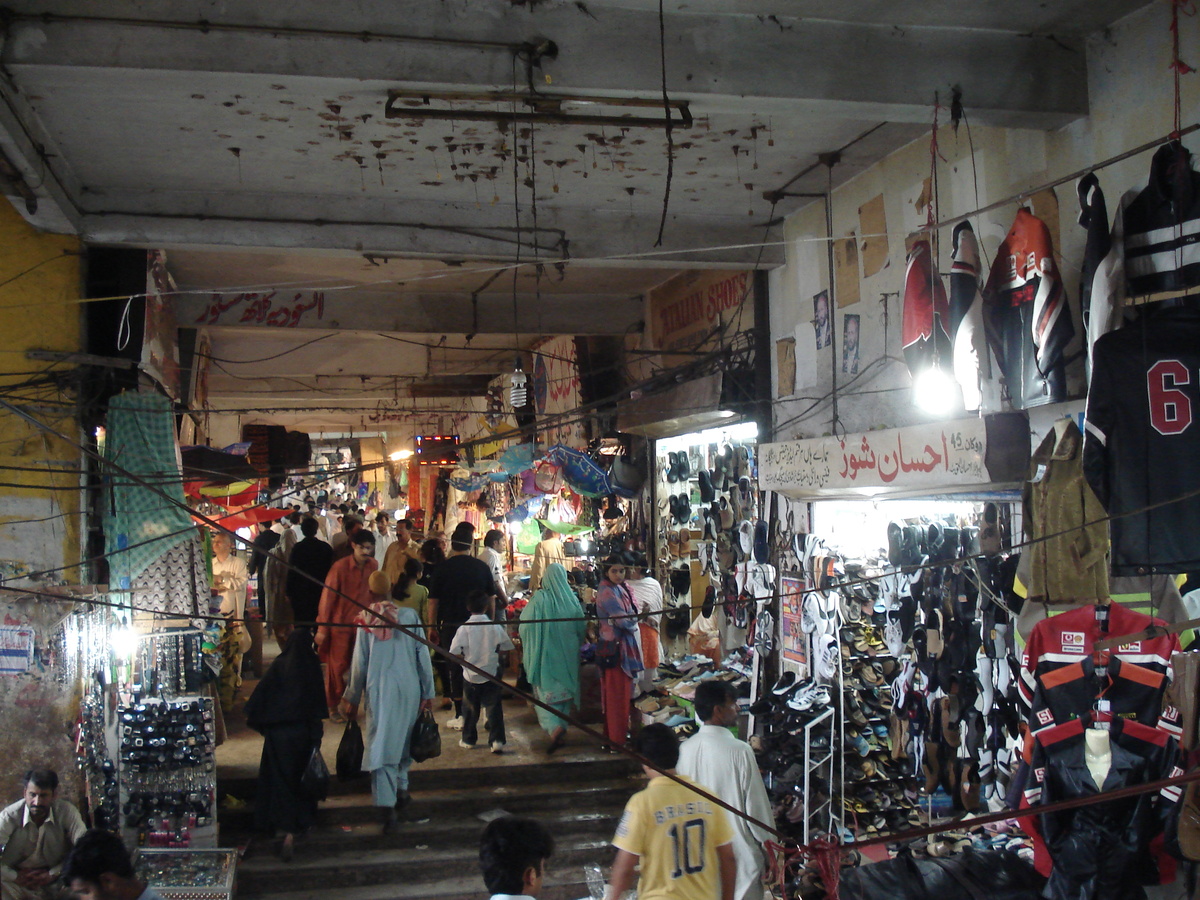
[779,577,808,672]
[0,625,34,675]
[760,416,1013,498]
[646,270,752,364]
[531,335,587,449]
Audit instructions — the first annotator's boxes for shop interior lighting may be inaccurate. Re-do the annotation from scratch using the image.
[509,363,529,410]
[656,421,759,453]
[912,366,961,417]
[112,619,139,659]
[385,89,692,130]
[388,449,414,461]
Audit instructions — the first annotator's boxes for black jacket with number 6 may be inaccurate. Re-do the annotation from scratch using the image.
[1083,306,1200,575]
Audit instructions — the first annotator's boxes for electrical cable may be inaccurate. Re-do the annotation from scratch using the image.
[0,390,785,837]
[11,381,1200,847]
[653,0,675,248]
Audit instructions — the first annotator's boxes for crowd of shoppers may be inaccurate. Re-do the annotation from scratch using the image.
[227,506,767,900]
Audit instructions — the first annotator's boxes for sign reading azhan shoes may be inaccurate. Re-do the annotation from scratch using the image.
[760,413,1029,499]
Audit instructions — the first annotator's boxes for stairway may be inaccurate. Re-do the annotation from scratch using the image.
[220,757,640,900]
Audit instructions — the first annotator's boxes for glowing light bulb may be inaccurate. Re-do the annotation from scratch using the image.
[112,622,139,659]
[912,367,961,417]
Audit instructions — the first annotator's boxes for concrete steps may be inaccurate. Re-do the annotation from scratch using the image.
[224,759,639,900]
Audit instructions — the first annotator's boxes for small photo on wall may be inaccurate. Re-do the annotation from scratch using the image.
[842,314,860,375]
[813,290,831,349]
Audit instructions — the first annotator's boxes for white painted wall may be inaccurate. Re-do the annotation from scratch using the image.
[768,3,1200,440]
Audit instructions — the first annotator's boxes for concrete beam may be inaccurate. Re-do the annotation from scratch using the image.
[0,68,81,232]
[179,289,644,334]
[3,8,1089,127]
[77,202,784,267]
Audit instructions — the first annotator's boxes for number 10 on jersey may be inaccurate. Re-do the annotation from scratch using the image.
[668,819,707,878]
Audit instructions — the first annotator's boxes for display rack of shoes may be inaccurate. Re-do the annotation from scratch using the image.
[838,606,921,840]
[800,702,836,845]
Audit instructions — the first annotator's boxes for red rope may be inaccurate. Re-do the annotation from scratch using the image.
[766,834,843,900]
[1169,0,1197,138]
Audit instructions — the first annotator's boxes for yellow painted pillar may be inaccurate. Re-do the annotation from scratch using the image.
[0,199,84,792]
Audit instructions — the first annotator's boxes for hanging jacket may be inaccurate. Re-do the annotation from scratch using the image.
[1083,306,1200,574]
[901,237,952,381]
[1025,716,1181,900]
[1021,419,1109,605]
[1028,656,1173,738]
[1018,602,1180,711]
[949,220,987,410]
[983,208,1075,408]
[1077,173,1126,372]
[1123,141,1200,297]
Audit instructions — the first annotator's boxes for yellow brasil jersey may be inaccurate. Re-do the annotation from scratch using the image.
[612,775,734,900]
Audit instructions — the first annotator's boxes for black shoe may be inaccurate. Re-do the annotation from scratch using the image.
[771,672,796,696]
[749,697,773,716]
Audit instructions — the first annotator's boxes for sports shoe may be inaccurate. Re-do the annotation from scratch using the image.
[446,717,464,730]
[458,739,476,749]
[491,742,505,754]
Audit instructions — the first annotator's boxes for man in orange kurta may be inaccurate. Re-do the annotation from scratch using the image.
[316,529,378,715]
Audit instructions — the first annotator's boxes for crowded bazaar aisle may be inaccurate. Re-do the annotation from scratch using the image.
[216,649,616,783]
[215,646,632,900]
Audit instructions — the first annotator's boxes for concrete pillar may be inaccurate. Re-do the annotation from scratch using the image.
[0,199,85,795]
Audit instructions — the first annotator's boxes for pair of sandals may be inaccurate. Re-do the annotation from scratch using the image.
[664,451,691,483]
[665,528,692,558]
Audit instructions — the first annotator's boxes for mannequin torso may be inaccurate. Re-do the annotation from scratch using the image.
[1084,727,1112,789]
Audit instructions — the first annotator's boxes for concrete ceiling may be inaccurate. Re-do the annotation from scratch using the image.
[0,0,1153,424]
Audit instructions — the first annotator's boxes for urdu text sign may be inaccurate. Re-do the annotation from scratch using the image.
[759,420,988,497]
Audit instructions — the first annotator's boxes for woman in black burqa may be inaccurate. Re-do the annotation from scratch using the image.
[245,628,329,859]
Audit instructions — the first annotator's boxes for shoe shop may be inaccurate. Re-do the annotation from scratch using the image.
[749,396,1200,896]
[749,13,1200,884]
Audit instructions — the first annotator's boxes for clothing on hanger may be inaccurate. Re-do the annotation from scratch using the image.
[1019,601,1181,710]
[982,208,1074,408]
[1024,715,1182,899]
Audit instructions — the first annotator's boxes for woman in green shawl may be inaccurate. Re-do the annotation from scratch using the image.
[519,562,587,753]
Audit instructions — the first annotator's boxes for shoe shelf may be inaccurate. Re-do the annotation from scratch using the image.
[801,703,838,846]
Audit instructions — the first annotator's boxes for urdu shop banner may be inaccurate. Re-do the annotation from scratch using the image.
[760,418,995,498]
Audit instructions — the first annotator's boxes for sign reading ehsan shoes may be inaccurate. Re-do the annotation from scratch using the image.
[760,414,1029,499]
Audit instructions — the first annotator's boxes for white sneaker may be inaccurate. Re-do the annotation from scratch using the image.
[446,717,464,731]
[491,741,505,754]
[458,739,477,750]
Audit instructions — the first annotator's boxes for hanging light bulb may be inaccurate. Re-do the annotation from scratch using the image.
[112,618,139,659]
[509,357,528,409]
[912,365,961,416]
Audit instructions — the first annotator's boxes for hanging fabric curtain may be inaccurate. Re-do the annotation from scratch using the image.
[104,390,198,590]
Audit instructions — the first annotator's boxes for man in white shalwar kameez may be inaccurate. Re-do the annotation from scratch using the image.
[677,681,774,900]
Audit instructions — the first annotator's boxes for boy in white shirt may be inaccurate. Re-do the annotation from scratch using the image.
[449,590,514,753]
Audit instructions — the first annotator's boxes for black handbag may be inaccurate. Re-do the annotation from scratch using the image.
[300,746,329,800]
[595,638,621,669]
[410,708,442,762]
[336,719,365,781]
